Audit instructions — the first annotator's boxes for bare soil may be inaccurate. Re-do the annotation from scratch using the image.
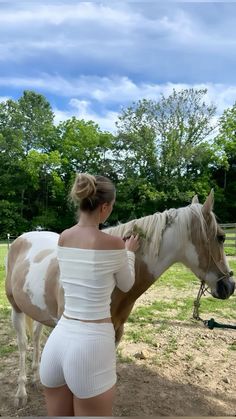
[1,278,236,417]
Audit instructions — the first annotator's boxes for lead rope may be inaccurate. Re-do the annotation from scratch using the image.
[192,281,207,321]
[193,283,236,329]
[192,234,236,330]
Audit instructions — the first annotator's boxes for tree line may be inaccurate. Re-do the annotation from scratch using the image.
[0,89,235,239]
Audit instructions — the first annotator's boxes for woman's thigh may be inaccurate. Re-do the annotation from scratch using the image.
[73,384,116,416]
[44,384,74,416]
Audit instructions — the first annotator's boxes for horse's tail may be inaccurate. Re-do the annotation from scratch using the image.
[25,315,33,339]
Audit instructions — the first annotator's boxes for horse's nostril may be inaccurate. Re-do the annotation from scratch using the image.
[229,270,234,277]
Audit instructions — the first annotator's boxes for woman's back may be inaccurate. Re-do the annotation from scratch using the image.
[58,245,129,321]
[58,224,125,251]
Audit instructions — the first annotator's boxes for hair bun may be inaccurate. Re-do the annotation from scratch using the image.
[71,173,97,203]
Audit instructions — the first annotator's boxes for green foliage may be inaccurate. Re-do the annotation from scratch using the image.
[0,91,60,237]
[115,88,218,213]
[213,102,236,221]
[0,89,235,237]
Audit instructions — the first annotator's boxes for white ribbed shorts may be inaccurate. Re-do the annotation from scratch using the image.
[39,316,116,399]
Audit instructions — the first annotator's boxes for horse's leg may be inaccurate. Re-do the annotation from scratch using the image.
[115,324,124,346]
[11,308,28,408]
[32,320,43,387]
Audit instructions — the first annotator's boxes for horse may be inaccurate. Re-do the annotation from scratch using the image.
[5,190,235,407]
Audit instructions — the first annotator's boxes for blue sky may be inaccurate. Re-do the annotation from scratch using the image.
[0,1,236,132]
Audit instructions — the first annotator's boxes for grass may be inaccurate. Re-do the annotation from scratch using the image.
[228,343,236,351]
[124,260,236,350]
[225,246,236,256]
[127,290,236,329]
[137,259,236,319]
[117,348,133,363]
[0,343,18,357]
[0,243,8,268]
[0,245,11,313]
[0,245,16,358]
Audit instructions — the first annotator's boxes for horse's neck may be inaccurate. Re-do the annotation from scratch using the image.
[111,220,182,323]
[111,208,192,322]
[139,206,192,278]
[140,228,179,279]
[107,210,183,279]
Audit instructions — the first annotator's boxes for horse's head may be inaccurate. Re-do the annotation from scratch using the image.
[185,190,235,300]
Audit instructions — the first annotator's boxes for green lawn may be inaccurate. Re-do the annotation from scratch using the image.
[0,244,10,315]
[125,259,236,346]
[225,246,236,256]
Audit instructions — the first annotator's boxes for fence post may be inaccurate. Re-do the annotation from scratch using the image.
[220,223,236,255]
[7,233,10,250]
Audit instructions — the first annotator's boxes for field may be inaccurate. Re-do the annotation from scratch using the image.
[0,243,236,416]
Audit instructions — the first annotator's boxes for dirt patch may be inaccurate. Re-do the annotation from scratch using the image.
[0,283,236,417]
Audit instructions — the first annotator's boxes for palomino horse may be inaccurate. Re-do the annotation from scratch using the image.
[5,190,235,407]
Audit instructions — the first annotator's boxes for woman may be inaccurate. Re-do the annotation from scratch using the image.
[39,173,139,416]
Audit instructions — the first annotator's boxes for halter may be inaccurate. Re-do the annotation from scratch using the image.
[192,231,234,321]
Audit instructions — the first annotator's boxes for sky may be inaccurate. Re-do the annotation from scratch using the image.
[0,1,236,132]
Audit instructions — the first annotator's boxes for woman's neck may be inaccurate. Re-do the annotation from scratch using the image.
[78,212,100,228]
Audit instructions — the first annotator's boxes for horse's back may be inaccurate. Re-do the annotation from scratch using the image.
[5,231,61,326]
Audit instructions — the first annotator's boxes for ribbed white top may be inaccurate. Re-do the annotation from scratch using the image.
[57,246,135,320]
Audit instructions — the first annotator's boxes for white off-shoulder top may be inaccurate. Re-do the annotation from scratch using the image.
[57,246,135,320]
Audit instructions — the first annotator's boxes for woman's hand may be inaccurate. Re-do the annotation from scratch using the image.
[125,234,140,253]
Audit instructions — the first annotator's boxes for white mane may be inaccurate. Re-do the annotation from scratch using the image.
[105,203,217,260]
[106,211,169,259]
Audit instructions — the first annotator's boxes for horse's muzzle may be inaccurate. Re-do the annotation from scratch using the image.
[214,276,235,300]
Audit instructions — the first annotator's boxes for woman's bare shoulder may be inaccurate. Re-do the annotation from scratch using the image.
[58,227,74,246]
[100,231,125,250]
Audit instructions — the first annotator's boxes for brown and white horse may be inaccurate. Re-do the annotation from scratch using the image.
[5,190,235,407]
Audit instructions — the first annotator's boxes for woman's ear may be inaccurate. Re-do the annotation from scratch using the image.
[100,202,108,213]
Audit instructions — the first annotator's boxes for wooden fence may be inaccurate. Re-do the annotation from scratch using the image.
[220,223,236,250]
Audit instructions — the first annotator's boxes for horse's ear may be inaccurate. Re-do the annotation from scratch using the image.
[202,189,214,215]
[191,194,199,204]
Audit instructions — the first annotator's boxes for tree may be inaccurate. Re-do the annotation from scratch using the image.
[213,103,236,221]
[55,117,117,225]
[57,117,114,173]
[0,91,59,236]
[114,88,217,217]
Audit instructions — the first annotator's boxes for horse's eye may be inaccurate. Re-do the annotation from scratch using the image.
[217,235,225,243]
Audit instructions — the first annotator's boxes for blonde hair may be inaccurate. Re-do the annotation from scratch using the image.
[70,173,115,212]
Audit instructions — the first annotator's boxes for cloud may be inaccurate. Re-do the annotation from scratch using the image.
[0,96,10,103]
[0,74,235,113]
[1,2,236,133]
[53,99,118,133]
[1,72,235,133]
[0,3,133,26]
[1,2,236,85]
[49,78,236,132]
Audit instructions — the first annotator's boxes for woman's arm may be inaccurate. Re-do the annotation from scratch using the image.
[114,235,139,292]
